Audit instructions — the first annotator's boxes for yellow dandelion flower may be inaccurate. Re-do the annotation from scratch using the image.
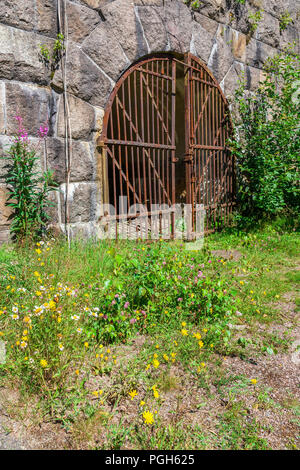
[40,359,48,368]
[129,390,138,400]
[143,410,154,425]
[48,300,56,310]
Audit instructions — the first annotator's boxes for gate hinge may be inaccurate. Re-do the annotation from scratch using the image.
[97,139,107,149]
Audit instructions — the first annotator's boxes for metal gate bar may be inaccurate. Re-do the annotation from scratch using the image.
[185,54,235,235]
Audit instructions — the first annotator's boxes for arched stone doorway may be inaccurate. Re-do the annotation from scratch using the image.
[98,52,235,238]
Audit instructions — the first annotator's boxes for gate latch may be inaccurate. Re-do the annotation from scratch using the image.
[183,152,193,162]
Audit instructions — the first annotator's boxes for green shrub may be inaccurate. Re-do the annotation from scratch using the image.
[229,46,300,225]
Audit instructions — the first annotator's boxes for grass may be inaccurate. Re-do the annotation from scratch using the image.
[0,224,299,449]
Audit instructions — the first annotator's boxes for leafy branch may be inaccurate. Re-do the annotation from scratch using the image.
[279,11,293,33]
[39,33,65,79]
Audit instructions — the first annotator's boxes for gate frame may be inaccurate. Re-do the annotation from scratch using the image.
[97,52,235,239]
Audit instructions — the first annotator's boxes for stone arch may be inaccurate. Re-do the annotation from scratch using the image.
[73,0,235,109]
[48,0,237,239]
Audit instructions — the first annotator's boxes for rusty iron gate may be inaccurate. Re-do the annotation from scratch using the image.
[98,53,235,239]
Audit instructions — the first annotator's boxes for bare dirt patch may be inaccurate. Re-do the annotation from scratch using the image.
[0,387,72,450]
[220,293,300,450]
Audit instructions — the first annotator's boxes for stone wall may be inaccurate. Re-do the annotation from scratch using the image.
[0,0,299,241]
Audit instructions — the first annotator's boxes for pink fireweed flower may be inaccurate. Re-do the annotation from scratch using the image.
[14,115,29,142]
[38,123,49,139]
